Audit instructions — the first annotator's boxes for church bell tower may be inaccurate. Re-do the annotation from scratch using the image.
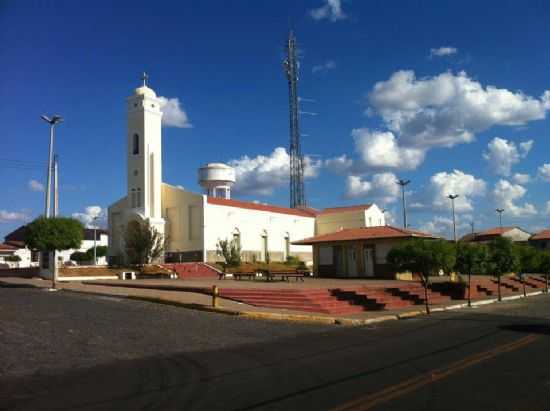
[126,73,164,231]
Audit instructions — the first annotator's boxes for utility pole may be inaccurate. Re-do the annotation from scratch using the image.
[41,115,63,218]
[284,30,306,208]
[448,194,459,242]
[396,179,411,229]
[496,208,504,228]
[53,155,59,217]
[470,221,475,236]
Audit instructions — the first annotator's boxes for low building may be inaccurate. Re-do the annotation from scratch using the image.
[315,204,386,235]
[459,227,532,243]
[293,226,438,278]
[530,229,550,250]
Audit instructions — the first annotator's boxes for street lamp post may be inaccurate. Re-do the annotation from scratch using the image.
[496,208,504,228]
[396,179,411,229]
[448,194,459,242]
[41,114,63,290]
[41,115,63,218]
[93,216,99,265]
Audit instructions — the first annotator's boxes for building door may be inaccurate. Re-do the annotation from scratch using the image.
[363,247,374,277]
[346,246,358,277]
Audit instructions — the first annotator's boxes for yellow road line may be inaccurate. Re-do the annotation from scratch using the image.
[332,334,538,411]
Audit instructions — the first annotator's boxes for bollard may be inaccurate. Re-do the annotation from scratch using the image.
[212,285,219,308]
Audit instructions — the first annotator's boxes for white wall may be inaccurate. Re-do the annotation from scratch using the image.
[204,201,314,263]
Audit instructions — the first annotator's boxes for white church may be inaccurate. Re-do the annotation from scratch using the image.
[107,79,386,266]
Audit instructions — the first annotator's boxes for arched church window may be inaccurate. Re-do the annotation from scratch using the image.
[284,233,290,261]
[131,189,136,208]
[132,133,139,155]
[136,188,142,208]
[232,228,241,248]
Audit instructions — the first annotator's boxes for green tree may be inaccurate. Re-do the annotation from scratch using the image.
[387,239,456,314]
[91,245,108,258]
[25,217,84,288]
[538,251,550,293]
[4,255,21,262]
[514,244,541,296]
[455,243,488,306]
[488,237,520,301]
[216,238,242,268]
[122,220,164,265]
[70,251,89,263]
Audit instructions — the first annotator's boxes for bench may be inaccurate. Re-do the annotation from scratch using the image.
[233,272,258,281]
[266,270,307,282]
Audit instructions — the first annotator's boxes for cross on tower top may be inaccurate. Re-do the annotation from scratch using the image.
[141,72,148,87]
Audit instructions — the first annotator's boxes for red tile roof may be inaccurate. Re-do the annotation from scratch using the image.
[0,243,18,251]
[531,229,550,241]
[318,204,373,215]
[206,197,318,218]
[292,225,438,245]
[477,227,516,236]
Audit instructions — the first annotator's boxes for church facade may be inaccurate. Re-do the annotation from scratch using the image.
[108,80,385,265]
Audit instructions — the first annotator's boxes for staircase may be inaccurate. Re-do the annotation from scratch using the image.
[161,262,220,279]
[331,287,416,310]
[219,288,365,315]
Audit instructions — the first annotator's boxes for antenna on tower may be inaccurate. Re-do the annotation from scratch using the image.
[284,30,306,208]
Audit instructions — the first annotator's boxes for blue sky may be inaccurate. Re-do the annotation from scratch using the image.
[1,0,550,240]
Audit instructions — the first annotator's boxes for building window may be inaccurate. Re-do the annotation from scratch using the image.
[132,133,139,155]
[131,189,136,208]
[136,188,142,208]
[261,231,268,262]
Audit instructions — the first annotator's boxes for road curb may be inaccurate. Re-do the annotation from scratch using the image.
[397,310,425,319]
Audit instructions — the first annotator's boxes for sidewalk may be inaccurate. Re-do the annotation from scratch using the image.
[0,277,546,326]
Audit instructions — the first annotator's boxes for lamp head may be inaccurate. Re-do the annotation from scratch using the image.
[41,114,63,125]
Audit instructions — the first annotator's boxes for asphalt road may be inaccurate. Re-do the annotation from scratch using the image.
[1,287,550,411]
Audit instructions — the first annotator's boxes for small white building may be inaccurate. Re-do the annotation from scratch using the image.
[0,243,37,268]
[108,78,386,265]
[3,225,109,275]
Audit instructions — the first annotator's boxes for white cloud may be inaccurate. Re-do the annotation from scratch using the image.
[428,170,486,212]
[324,155,353,174]
[229,147,320,196]
[28,179,44,192]
[352,129,425,170]
[72,206,105,228]
[512,173,531,184]
[429,47,458,58]
[419,214,471,238]
[493,179,537,217]
[368,70,550,149]
[312,60,336,74]
[483,137,533,176]
[309,0,347,22]
[0,210,30,223]
[158,96,192,128]
[345,172,400,204]
[538,163,550,181]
